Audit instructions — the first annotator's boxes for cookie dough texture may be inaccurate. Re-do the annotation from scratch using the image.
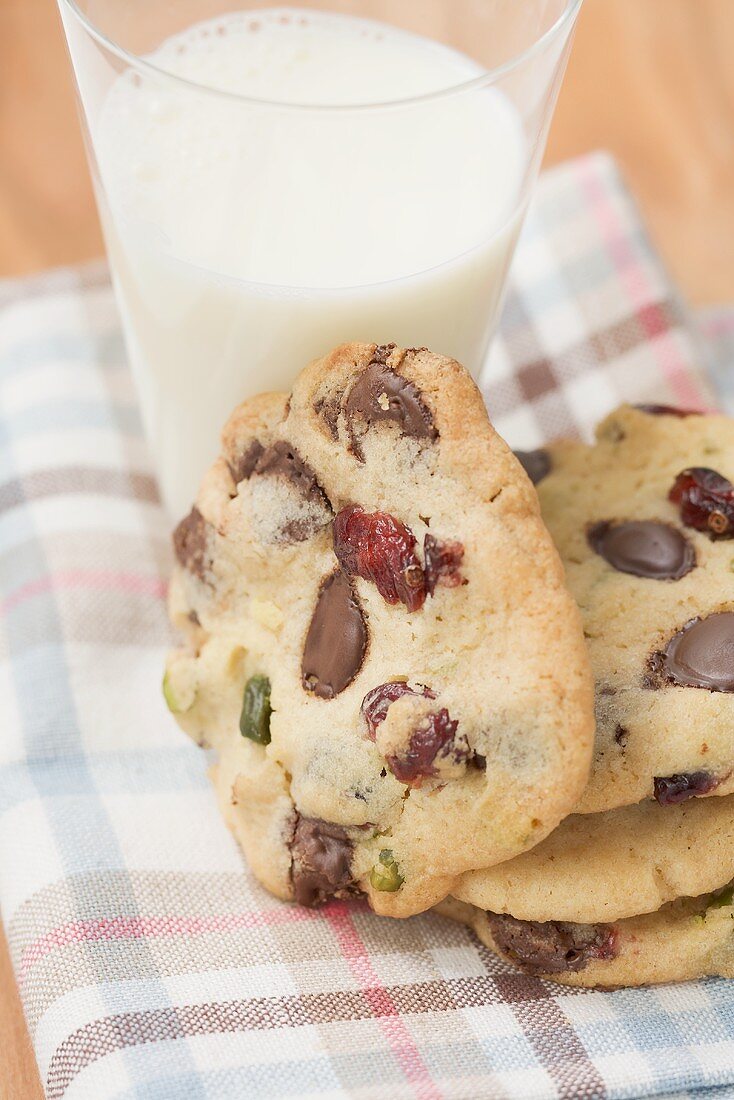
[454,793,734,923]
[439,889,734,988]
[165,342,594,917]
[538,405,734,814]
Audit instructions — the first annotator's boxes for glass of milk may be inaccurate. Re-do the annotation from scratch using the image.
[58,1,582,516]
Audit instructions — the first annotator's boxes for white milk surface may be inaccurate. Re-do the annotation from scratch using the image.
[92,8,526,515]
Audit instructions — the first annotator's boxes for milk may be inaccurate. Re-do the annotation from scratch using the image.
[91,9,526,515]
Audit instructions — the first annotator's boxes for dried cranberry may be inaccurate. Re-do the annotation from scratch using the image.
[653,772,721,805]
[636,404,699,418]
[362,684,474,785]
[387,708,461,786]
[361,681,435,740]
[424,535,465,596]
[669,467,734,538]
[333,505,426,611]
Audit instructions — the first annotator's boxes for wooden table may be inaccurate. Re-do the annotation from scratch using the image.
[1,2,732,1095]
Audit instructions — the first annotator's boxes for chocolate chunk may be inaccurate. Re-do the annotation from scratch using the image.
[614,724,629,747]
[255,441,329,508]
[172,507,212,580]
[514,449,552,485]
[653,613,734,691]
[587,520,695,580]
[302,571,368,699]
[486,912,618,975]
[423,535,465,596]
[344,359,437,461]
[653,772,721,805]
[636,404,699,417]
[278,515,328,544]
[251,441,332,543]
[313,394,340,441]
[290,816,354,907]
[228,439,264,485]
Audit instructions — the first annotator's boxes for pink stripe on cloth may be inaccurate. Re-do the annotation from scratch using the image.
[325,903,442,1100]
[579,160,711,410]
[702,311,734,337]
[19,907,319,984]
[1,569,167,614]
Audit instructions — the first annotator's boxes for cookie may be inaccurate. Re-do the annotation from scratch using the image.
[164,342,594,917]
[438,886,734,988]
[532,404,734,814]
[453,793,734,923]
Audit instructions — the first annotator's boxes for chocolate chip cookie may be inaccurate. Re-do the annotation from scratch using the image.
[439,885,734,988]
[453,793,734,924]
[531,404,734,814]
[164,342,594,917]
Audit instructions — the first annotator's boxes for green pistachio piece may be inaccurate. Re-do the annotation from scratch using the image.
[239,674,272,745]
[370,849,404,892]
[162,671,178,712]
[708,885,734,910]
[162,668,195,714]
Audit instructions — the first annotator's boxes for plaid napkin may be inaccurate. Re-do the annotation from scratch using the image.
[698,307,734,415]
[1,152,731,1100]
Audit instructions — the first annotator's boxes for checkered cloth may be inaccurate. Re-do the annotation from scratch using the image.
[698,307,734,416]
[1,152,732,1100]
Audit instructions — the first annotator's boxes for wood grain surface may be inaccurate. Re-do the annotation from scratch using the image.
[0,1,732,1096]
[0,927,42,1099]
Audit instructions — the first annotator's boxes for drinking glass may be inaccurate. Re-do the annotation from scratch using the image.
[58,0,582,516]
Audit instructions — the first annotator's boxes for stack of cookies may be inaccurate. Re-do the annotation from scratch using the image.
[446,405,734,986]
[164,344,734,988]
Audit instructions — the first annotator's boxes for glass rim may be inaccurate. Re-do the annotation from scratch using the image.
[58,0,583,112]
